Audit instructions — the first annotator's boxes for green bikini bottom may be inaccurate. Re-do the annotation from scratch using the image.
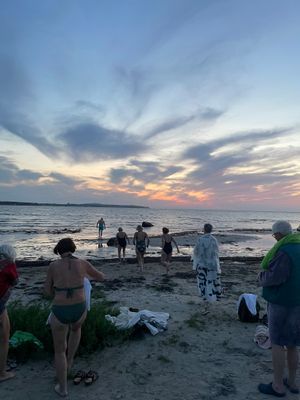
[52,302,86,324]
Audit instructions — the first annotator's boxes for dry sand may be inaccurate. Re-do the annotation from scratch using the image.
[0,258,297,400]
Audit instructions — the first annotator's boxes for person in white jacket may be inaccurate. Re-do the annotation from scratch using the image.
[192,223,221,302]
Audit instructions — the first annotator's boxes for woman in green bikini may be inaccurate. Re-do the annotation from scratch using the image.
[44,238,104,397]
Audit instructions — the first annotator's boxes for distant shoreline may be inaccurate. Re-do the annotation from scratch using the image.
[0,201,149,209]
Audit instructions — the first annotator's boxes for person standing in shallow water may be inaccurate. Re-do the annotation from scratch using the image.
[161,227,179,274]
[0,244,19,383]
[133,225,150,272]
[192,223,221,302]
[96,217,106,238]
[258,220,300,397]
[116,227,129,263]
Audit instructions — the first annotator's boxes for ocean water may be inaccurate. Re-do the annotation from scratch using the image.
[0,205,300,261]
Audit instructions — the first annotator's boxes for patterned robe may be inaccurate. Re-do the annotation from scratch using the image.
[192,234,221,302]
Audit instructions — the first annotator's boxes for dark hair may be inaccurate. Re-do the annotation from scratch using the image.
[204,223,213,233]
[162,227,169,234]
[54,238,76,255]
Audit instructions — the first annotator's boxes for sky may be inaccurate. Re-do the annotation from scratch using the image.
[0,0,300,211]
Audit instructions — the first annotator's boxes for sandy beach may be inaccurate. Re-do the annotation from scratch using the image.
[1,255,295,400]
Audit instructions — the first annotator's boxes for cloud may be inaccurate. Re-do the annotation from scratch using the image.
[109,159,184,185]
[0,55,59,158]
[140,0,213,57]
[57,122,147,162]
[181,127,300,203]
[48,172,81,185]
[74,100,105,114]
[0,156,82,187]
[0,106,59,158]
[184,128,291,176]
[0,155,44,184]
[144,107,224,139]
[113,66,158,127]
[145,116,196,139]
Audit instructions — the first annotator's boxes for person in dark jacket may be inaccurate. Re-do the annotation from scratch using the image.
[258,220,300,397]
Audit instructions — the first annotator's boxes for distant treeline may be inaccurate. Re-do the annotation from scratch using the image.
[0,201,149,209]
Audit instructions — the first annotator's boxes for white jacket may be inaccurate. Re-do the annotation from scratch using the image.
[192,233,221,273]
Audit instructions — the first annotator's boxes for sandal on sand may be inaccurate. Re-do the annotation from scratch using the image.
[283,378,299,394]
[73,370,86,385]
[258,383,285,397]
[85,370,99,386]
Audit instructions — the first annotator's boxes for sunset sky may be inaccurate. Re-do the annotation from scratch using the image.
[1,0,300,210]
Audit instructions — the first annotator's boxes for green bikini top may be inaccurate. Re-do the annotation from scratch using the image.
[54,253,84,298]
[54,285,84,299]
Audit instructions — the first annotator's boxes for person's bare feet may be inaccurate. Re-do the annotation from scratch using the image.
[54,384,68,397]
[0,371,15,383]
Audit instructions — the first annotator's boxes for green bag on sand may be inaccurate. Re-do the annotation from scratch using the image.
[9,330,44,350]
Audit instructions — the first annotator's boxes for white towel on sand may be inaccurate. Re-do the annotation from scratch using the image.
[105,307,169,335]
[237,293,257,316]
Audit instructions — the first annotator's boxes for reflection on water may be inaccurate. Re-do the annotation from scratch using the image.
[0,205,299,261]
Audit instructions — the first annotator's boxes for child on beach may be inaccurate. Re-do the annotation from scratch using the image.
[0,244,19,383]
[133,225,150,272]
[116,227,130,263]
[96,217,106,238]
[161,227,179,274]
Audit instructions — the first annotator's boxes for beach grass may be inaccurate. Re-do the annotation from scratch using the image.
[185,312,206,330]
[7,300,130,361]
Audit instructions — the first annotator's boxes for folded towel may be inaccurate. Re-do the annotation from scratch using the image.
[254,325,271,349]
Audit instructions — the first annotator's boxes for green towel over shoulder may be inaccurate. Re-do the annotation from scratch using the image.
[261,233,300,270]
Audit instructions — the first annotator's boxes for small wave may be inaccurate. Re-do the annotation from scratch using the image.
[47,228,81,234]
[0,227,81,234]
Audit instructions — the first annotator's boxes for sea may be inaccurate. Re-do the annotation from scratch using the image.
[1,205,300,262]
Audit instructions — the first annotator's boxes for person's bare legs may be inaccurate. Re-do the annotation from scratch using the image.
[136,251,142,270]
[286,346,299,391]
[271,344,286,394]
[161,252,171,274]
[140,253,145,272]
[67,311,87,373]
[122,247,126,262]
[161,252,167,268]
[137,251,144,272]
[117,246,122,263]
[51,315,69,396]
[166,254,172,274]
[0,310,15,382]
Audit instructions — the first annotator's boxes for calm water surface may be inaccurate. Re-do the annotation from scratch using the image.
[1,205,299,261]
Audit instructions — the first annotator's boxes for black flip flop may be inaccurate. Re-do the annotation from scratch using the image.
[283,378,299,394]
[258,383,286,397]
[84,370,99,386]
[73,370,86,385]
